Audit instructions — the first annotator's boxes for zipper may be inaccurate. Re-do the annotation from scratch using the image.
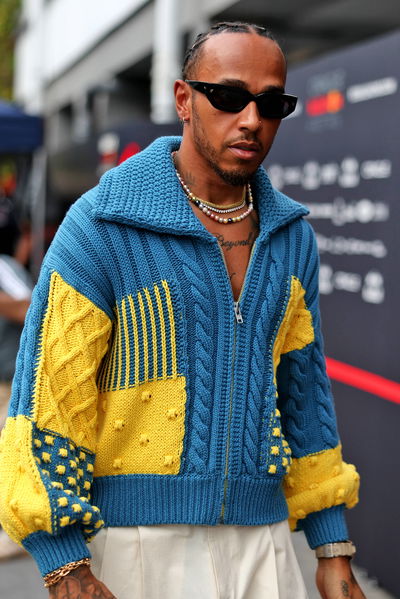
[220,319,237,522]
[217,241,257,522]
[233,301,243,323]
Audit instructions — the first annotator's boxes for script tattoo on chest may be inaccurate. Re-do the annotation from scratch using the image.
[214,231,257,251]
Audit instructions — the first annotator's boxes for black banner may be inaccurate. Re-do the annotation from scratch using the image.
[266,31,400,595]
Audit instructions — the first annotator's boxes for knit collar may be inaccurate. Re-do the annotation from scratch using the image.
[95,136,308,241]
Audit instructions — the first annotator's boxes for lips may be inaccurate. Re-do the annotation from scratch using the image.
[228,141,261,160]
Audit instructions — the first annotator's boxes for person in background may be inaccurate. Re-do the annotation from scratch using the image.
[0,216,32,558]
[0,22,364,598]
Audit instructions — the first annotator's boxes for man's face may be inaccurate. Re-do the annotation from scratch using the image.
[183,32,287,186]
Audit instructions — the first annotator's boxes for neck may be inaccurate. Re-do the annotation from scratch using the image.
[174,140,247,207]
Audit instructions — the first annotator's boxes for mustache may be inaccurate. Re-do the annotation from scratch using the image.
[225,136,263,151]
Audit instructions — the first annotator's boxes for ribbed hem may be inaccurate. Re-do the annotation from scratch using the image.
[301,505,349,549]
[223,477,288,524]
[22,524,90,577]
[92,474,288,526]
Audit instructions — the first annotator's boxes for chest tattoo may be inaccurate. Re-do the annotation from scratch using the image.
[215,231,256,251]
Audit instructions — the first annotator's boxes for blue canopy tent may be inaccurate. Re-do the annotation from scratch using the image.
[0,100,43,153]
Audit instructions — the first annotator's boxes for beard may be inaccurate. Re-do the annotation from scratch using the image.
[191,105,257,187]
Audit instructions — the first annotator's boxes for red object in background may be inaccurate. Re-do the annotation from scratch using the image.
[0,172,16,196]
[326,357,400,405]
[118,142,141,165]
[306,90,345,116]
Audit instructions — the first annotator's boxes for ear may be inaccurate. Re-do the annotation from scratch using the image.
[174,79,191,122]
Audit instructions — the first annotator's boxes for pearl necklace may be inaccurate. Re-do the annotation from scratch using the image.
[174,166,254,225]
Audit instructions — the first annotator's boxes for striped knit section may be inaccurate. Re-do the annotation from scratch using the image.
[98,280,180,391]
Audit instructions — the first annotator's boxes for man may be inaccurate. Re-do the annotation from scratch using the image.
[0,22,364,598]
[0,233,32,560]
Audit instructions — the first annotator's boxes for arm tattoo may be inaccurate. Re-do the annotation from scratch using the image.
[48,566,116,599]
[341,580,350,597]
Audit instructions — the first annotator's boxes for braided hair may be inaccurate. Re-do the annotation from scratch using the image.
[182,21,278,80]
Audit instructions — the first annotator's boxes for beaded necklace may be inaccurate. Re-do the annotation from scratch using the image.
[173,158,254,225]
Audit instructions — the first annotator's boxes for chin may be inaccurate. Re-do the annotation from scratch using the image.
[213,162,258,187]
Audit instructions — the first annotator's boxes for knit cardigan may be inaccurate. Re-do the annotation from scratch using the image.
[0,136,359,576]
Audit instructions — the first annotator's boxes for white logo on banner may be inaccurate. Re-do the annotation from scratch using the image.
[268,158,392,191]
[347,77,398,103]
[362,271,385,304]
[316,234,387,258]
[319,264,385,304]
[305,197,389,226]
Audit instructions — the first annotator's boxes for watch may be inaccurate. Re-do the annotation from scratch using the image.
[315,541,356,559]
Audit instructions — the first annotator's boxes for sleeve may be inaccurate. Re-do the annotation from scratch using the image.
[0,195,113,576]
[276,220,360,548]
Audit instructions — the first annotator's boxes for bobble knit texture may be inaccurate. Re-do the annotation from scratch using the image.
[0,137,359,576]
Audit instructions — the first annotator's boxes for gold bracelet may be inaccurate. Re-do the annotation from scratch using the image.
[43,557,91,588]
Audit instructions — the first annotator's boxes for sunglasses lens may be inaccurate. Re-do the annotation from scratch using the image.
[208,87,246,112]
[258,95,297,119]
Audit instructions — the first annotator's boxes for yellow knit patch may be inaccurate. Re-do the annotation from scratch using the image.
[95,376,187,475]
[273,276,314,381]
[33,271,112,451]
[283,444,360,530]
[0,416,52,544]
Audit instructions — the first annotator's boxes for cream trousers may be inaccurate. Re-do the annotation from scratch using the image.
[90,520,309,599]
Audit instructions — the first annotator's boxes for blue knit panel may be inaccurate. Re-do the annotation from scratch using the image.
[91,473,289,527]
[44,190,115,318]
[23,525,90,577]
[9,268,52,418]
[242,249,286,474]
[166,237,214,474]
[300,505,349,548]
[276,220,339,457]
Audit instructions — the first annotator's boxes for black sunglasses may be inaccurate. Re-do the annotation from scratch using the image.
[186,80,297,120]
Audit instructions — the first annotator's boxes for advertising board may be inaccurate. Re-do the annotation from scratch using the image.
[266,30,400,594]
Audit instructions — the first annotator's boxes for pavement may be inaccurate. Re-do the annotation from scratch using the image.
[0,532,395,598]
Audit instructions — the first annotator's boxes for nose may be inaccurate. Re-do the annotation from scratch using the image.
[237,100,262,131]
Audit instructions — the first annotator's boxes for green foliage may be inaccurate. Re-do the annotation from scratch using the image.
[0,0,22,100]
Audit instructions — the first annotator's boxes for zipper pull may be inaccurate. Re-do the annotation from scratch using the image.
[234,301,244,324]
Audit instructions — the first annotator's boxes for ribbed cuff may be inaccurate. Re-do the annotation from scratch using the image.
[22,524,91,576]
[301,505,349,549]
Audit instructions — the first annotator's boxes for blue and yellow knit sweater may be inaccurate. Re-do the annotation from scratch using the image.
[0,137,359,576]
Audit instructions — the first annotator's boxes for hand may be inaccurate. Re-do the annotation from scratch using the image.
[316,557,366,599]
[48,565,117,599]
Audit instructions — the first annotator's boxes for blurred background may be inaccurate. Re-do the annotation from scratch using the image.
[0,0,399,596]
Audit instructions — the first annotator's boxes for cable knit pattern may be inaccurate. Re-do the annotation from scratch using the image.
[312,336,338,447]
[168,240,214,474]
[243,252,284,475]
[278,347,313,455]
[33,271,112,448]
[0,137,359,576]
